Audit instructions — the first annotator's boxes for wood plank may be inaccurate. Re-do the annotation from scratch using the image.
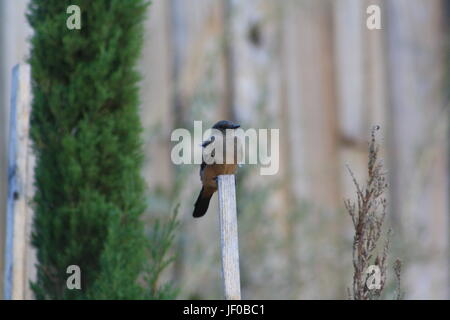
[4,64,34,300]
[281,0,345,299]
[139,0,173,192]
[167,0,232,299]
[385,0,448,299]
[0,0,32,299]
[217,174,241,300]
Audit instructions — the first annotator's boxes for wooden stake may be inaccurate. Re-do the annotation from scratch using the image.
[217,174,241,300]
[4,64,34,300]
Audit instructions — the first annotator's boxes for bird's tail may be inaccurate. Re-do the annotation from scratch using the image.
[193,187,213,218]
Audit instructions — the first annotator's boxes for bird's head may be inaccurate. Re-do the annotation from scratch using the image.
[212,120,240,132]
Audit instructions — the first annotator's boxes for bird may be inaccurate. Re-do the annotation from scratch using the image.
[193,120,241,218]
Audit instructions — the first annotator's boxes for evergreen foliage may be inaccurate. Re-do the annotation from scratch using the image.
[26,0,176,299]
[146,207,179,300]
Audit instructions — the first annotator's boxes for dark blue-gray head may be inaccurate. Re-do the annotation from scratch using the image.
[212,120,240,132]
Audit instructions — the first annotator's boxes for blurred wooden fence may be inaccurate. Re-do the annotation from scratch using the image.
[139,0,449,299]
[0,0,448,299]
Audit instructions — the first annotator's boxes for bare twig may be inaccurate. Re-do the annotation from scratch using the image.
[394,259,404,300]
[345,126,402,300]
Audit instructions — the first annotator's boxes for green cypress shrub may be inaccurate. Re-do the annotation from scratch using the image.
[27,0,156,299]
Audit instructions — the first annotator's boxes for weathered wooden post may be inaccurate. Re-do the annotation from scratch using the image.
[4,64,35,300]
[217,174,241,300]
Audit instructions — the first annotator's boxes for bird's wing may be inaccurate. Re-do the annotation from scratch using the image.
[200,136,215,178]
[200,161,207,173]
[201,135,215,148]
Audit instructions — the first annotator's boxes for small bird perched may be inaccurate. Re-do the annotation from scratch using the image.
[193,120,241,218]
